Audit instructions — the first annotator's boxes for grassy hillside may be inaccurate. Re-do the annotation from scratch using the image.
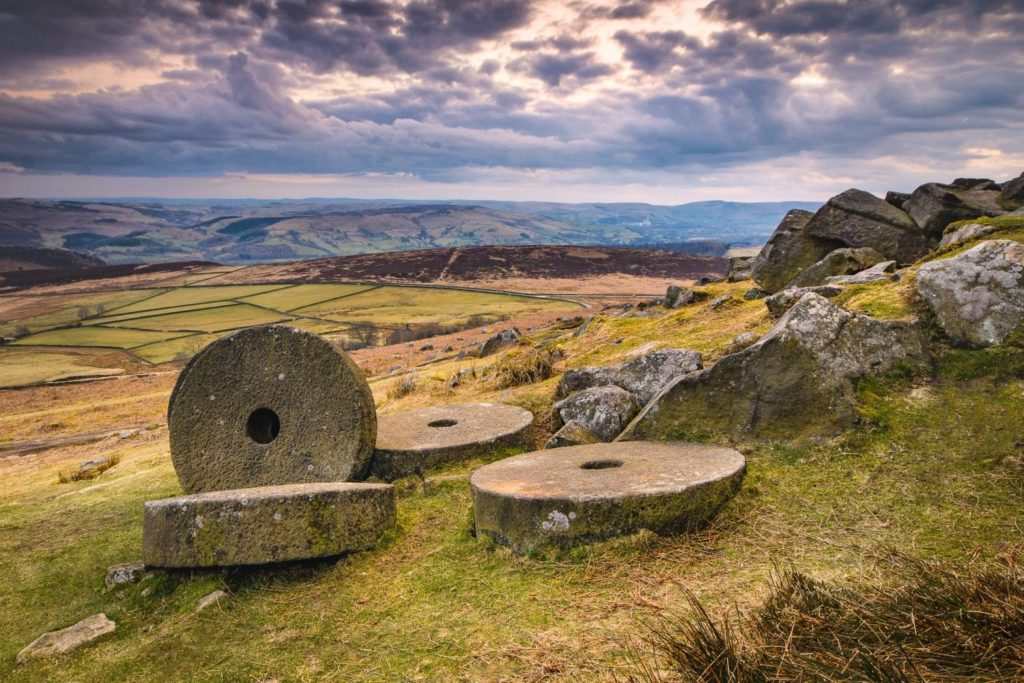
[3,214,1024,679]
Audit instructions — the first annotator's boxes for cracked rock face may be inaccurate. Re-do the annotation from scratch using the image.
[623,294,929,438]
[917,240,1024,347]
[804,189,932,264]
[787,247,885,288]
[751,209,837,293]
[557,348,703,406]
[905,183,1006,237]
[554,386,639,442]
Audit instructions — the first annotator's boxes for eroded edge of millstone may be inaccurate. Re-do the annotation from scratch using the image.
[141,482,396,568]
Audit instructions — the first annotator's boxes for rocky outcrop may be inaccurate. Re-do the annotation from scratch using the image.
[17,614,116,664]
[885,191,911,210]
[788,247,885,288]
[554,386,639,442]
[904,183,1004,238]
[939,223,999,250]
[1001,172,1024,209]
[621,294,929,438]
[665,285,707,308]
[805,189,932,264]
[727,256,755,282]
[951,177,1000,191]
[479,328,521,357]
[750,209,836,293]
[557,348,703,405]
[916,240,1024,347]
[764,285,843,318]
[544,420,600,449]
[826,260,898,285]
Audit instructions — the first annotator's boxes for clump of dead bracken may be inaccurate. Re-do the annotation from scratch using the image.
[627,549,1024,682]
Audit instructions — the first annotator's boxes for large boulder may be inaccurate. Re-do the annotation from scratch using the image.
[904,183,1005,238]
[554,386,639,442]
[787,247,885,288]
[479,328,521,357]
[826,260,898,285]
[951,177,1000,191]
[557,348,703,405]
[885,191,911,210]
[764,285,843,318]
[727,256,755,282]
[916,239,1024,347]
[1001,172,1024,209]
[750,209,838,293]
[622,294,929,438]
[804,189,932,264]
[665,285,707,308]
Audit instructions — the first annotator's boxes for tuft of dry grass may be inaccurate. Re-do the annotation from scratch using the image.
[387,373,418,400]
[489,346,559,389]
[628,550,1024,682]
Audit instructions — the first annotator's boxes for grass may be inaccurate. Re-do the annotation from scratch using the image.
[111,285,285,314]
[238,284,374,311]
[629,551,1024,682]
[488,345,558,389]
[105,303,291,334]
[0,348,125,388]
[0,290,165,337]
[11,326,185,349]
[299,286,579,325]
[131,334,221,364]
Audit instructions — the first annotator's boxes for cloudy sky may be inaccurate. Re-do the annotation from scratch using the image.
[0,0,1022,203]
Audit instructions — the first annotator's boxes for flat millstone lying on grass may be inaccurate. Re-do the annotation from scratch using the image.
[168,325,377,493]
[371,402,534,480]
[470,442,745,554]
[142,482,395,568]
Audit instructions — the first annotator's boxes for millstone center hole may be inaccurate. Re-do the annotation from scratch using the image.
[246,408,280,444]
[580,459,623,470]
[428,418,458,428]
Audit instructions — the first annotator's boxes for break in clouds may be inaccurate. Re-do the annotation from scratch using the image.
[0,0,1023,199]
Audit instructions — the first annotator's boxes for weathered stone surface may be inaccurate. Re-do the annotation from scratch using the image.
[554,386,639,442]
[826,260,898,285]
[805,189,931,264]
[544,420,600,449]
[196,590,227,612]
[885,191,911,210]
[1001,172,1024,209]
[142,482,395,568]
[557,348,703,405]
[105,562,145,589]
[624,294,929,438]
[168,326,376,494]
[939,222,999,250]
[951,177,1000,191]
[471,442,745,554]
[665,285,707,308]
[479,328,521,357]
[727,256,754,282]
[788,247,885,288]
[904,183,1005,237]
[17,614,116,664]
[764,285,843,318]
[916,240,1024,347]
[724,331,759,355]
[371,402,534,480]
[751,209,836,293]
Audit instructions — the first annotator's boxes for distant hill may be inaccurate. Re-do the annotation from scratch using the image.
[0,246,105,273]
[0,197,821,264]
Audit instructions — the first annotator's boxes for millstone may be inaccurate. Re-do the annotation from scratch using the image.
[142,482,395,567]
[168,325,376,493]
[470,442,745,554]
[372,402,533,480]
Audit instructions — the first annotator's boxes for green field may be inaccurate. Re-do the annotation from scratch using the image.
[0,283,579,386]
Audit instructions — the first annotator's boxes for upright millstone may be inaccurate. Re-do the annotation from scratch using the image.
[471,442,745,554]
[168,325,377,493]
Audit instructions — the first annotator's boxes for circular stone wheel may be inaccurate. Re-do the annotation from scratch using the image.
[168,325,377,494]
[470,442,745,554]
[372,402,533,480]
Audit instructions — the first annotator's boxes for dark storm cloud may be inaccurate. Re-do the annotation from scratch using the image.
[0,0,1021,183]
